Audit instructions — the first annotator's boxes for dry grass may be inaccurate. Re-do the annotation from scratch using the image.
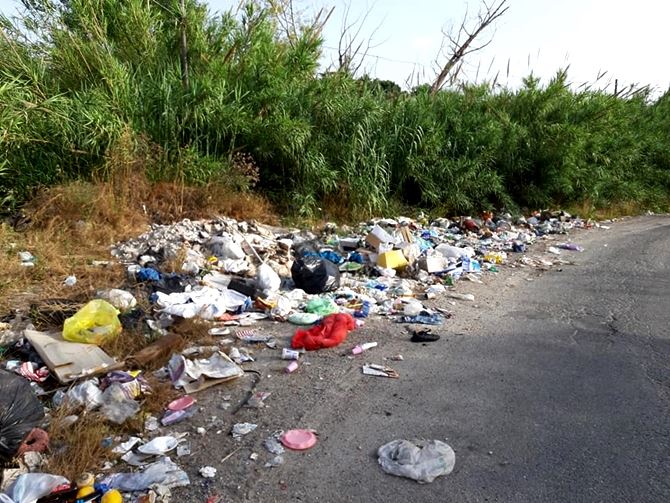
[46,407,114,481]
[0,174,275,317]
[142,375,180,415]
[563,199,650,221]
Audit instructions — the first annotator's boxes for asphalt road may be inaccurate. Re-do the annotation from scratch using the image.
[250,216,670,502]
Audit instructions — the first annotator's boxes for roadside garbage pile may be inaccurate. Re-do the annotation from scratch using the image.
[0,210,594,500]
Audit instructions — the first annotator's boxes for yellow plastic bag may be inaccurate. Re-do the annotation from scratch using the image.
[63,299,122,345]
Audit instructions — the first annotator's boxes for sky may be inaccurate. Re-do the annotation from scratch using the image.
[1,0,668,93]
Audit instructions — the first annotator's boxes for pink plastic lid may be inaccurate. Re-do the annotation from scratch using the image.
[280,429,317,450]
[168,395,195,411]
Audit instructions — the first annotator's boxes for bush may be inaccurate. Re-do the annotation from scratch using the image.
[0,0,668,217]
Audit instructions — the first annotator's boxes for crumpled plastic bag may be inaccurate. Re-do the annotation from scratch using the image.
[99,383,141,424]
[103,457,190,491]
[62,299,122,345]
[2,473,69,503]
[96,289,137,311]
[377,439,455,483]
[257,263,281,296]
[305,297,338,316]
[209,236,246,260]
[64,379,104,410]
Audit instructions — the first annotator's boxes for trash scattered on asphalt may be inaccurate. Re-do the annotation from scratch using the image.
[0,209,596,497]
[377,439,456,483]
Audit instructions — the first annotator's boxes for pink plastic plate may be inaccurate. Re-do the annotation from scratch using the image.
[280,429,317,450]
[168,395,195,411]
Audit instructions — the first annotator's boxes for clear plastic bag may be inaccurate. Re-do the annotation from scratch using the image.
[62,300,122,345]
[377,439,455,483]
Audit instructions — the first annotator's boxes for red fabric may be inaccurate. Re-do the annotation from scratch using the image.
[291,313,355,351]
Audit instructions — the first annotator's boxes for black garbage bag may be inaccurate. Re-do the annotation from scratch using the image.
[291,256,340,294]
[0,370,44,463]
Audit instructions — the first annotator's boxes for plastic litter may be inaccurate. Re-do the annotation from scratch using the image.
[199,466,217,478]
[62,300,122,345]
[305,297,339,316]
[231,422,257,440]
[137,436,182,456]
[280,429,317,450]
[103,457,190,491]
[96,289,137,311]
[363,364,399,378]
[167,396,195,411]
[558,242,584,251]
[291,256,340,294]
[256,263,281,296]
[287,312,320,325]
[168,351,244,393]
[0,371,45,463]
[445,292,475,302]
[99,383,141,424]
[284,361,299,373]
[264,435,285,456]
[291,313,356,351]
[352,342,377,355]
[397,314,444,325]
[2,473,69,503]
[377,439,455,483]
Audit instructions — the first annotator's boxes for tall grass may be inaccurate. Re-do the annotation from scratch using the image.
[0,0,668,218]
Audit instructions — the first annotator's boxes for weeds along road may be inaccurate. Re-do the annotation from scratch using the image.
[246,215,670,503]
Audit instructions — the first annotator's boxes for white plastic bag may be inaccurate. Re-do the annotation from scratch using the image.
[377,439,455,483]
[5,473,69,503]
[65,379,103,410]
[257,263,281,296]
[96,289,137,311]
[209,236,245,260]
[99,383,140,424]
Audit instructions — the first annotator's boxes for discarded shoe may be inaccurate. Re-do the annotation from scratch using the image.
[410,329,440,343]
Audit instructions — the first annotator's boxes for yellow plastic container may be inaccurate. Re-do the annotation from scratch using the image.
[377,250,408,270]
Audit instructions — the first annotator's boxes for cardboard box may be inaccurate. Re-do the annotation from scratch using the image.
[366,225,396,250]
[378,250,408,270]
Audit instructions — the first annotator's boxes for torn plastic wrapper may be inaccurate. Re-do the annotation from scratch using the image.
[167,352,243,394]
[103,457,190,491]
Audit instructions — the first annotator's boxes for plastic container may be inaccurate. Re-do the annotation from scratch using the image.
[352,342,377,355]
